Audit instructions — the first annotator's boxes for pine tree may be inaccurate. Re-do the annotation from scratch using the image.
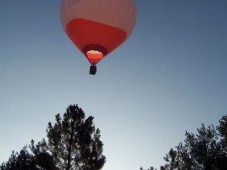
[32,104,106,170]
[1,104,106,170]
[142,114,227,170]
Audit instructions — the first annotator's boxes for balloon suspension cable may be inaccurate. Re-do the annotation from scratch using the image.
[89,65,97,75]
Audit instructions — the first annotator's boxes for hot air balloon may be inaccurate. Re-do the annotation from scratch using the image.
[60,0,137,75]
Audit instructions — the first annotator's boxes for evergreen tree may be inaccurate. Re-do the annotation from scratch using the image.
[1,104,106,170]
[162,148,178,170]
[37,104,106,170]
[30,139,56,170]
[142,114,227,170]
[0,147,38,170]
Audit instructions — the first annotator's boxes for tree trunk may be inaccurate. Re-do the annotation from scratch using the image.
[66,122,74,170]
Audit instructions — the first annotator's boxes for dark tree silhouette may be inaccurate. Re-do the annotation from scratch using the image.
[216,115,227,169]
[1,104,106,170]
[30,139,56,170]
[141,114,227,170]
[0,147,38,170]
[34,104,106,170]
[140,167,157,170]
[162,148,178,170]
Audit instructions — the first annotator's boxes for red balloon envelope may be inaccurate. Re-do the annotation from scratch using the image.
[60,0,137,74]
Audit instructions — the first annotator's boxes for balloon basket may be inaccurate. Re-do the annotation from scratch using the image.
[89,65,97,75]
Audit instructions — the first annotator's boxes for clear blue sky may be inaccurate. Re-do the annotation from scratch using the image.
[0,0,227,169]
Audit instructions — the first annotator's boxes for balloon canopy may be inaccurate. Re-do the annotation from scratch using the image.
[60,0,137,72]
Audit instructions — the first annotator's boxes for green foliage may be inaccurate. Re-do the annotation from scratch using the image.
[1,104,106,170]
